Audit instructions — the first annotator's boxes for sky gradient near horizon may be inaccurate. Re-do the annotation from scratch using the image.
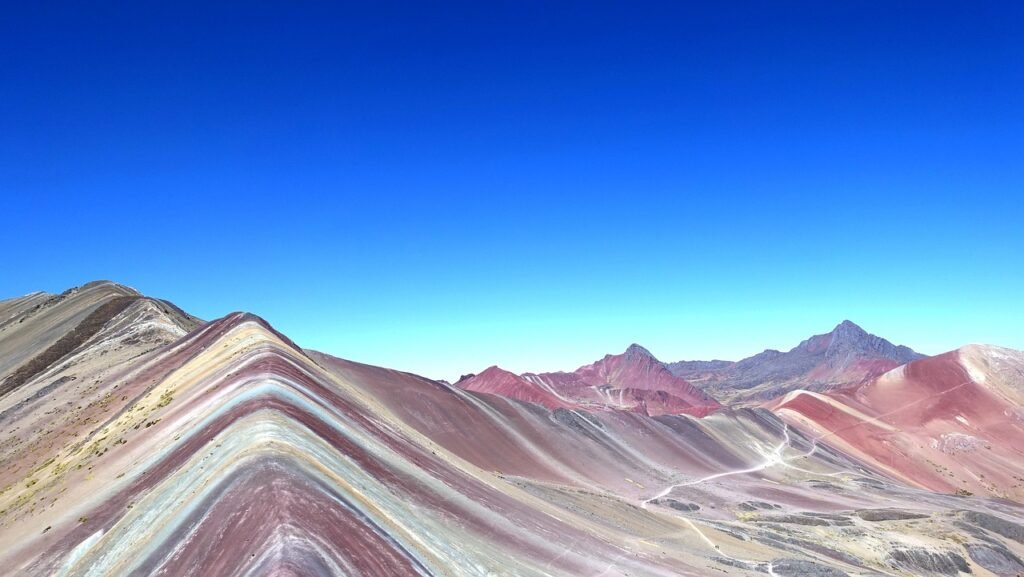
[2,2,1022,380]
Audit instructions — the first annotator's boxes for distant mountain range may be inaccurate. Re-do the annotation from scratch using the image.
[458,320,924,411]
[456,343,721,416]
[667,320,925,403]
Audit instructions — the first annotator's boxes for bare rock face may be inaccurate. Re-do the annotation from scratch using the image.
[965,543,1024,576]
[661,359,734,373]
[823,320,920,365]
[854,509,929,522]
[961,511,1024,543]
[886,547,971,576]
[668,320,925,403]
[771,558,850,577]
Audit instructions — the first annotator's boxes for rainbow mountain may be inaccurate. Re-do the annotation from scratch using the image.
[1,282,1023,577]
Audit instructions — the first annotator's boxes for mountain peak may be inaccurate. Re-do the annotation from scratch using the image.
[668,321,925,403]
[827,320,871,346]
[834,319,865,332]
[623,343,656,360]
[477,365,515,378]
[80,279,139,293]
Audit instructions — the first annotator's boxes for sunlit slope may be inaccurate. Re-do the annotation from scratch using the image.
[774,345,1024,500]
[1,283,1023,576]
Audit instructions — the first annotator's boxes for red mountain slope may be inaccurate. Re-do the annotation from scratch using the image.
[458,344,722,416]
[772,344,1024,499]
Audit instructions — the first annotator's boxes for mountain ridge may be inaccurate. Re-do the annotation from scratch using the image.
[667,320,925,403]
[459,343,722,417]
[3,282,1024,577]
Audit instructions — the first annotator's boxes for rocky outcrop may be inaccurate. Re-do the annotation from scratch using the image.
[771,558,850,577]
[855,509,929,522]
[887,548,971,575]
[965,543,1024,576]
[961,511,1024,543]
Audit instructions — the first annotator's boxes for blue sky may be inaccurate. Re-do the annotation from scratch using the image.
[1,2,1021,380]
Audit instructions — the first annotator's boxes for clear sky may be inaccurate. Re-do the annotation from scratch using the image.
[2,2,1021,381]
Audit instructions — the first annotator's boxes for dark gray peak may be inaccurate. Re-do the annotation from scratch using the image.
[828,319,869,345]
[623,343,657,361]
[792,320,922,362]
[835,319,866,333]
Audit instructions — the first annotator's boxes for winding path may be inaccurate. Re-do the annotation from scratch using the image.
[640,423,815,507]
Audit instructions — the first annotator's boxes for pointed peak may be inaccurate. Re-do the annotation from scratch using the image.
[624,343,656,361]
[475,365,522,379]
[834,319,866,333]
[224,311,275,330]
[212,311,308,356]
[827,320,870,344]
